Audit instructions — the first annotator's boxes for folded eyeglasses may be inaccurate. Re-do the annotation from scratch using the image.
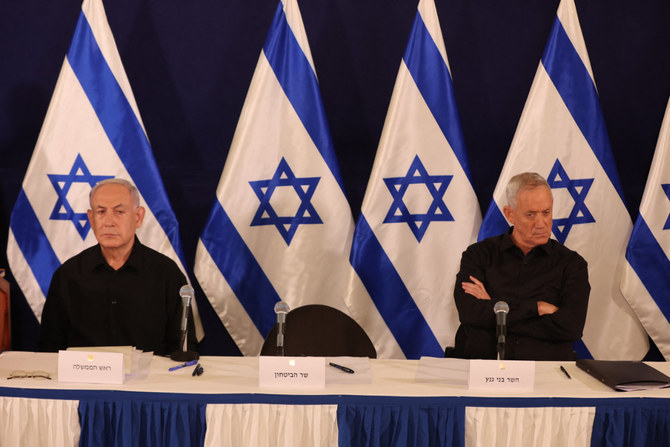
[7,370,52,380]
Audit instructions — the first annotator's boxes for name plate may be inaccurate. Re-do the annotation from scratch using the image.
[259,356,325,388]
[469,360,535,392]
[58,350,124,384]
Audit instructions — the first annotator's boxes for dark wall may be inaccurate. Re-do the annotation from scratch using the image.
[1,0,668,355]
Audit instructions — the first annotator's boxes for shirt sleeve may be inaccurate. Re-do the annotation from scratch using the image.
[509,252,590,342]
[453,243,497,328]
[38,268,67,352]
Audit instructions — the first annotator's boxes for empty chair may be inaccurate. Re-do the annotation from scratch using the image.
[260,304,376,358]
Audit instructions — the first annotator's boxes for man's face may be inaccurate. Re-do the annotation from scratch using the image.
[503,186,553,253]
[87,183,144,252]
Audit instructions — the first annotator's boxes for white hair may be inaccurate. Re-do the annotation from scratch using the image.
[89,178,140,208]
[505,172,551,208]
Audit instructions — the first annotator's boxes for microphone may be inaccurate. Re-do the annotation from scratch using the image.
[494,301,509,360]
[170,285,199,362]
[274,301,290,356]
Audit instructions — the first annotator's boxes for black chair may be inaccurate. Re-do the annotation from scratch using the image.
[259,304,377,358]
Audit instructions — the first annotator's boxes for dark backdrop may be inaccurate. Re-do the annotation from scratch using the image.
[1,0,668,356]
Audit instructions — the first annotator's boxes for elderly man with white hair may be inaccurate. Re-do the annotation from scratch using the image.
[39,178,196,355]
[452,172,590,360]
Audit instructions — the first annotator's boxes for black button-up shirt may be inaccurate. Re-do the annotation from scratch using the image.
[453,228,590,360]
[39,238,196,355]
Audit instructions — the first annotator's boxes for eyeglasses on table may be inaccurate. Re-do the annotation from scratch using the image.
[6,370,52,380]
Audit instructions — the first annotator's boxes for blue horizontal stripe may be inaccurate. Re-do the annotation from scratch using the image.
[2,385,668,409]
[67,11,186,266]
[404,12,474,186]
[200,202,280,337]
[350,215,443,359]
[263,3,346,195]
[542,19,625,204]
[626,216,670,322]
[9,189,62,298]
[478,202,509,241]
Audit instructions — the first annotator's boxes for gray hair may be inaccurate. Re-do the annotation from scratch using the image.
[505,172,551,208]
[89,178,140,208]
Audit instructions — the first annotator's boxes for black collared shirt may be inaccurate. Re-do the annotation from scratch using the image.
[39,238,196,356]
[453,228,590,360]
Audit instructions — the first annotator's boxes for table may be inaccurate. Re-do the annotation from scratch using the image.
[1,352,669,446]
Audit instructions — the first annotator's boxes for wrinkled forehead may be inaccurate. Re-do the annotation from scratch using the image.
[516,185,553,207]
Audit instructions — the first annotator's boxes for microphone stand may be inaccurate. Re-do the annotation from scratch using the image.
[170,286,199,362]
[274,301,290,357]
[494,301,509,361]
[497,332,505,361]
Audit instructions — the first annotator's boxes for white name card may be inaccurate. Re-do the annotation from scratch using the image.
[58,350,125,384]
[259,356,325,388]
[469,360,535,392]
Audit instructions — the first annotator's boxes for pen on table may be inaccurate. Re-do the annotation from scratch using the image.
[169,359,198,372]
[560,365,571,379]
[192,363,204,377]
[329,362,355,374]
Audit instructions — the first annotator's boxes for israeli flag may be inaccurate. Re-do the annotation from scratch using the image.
[194,0,356,355]
[479,0,647,359]
[347,0,482,359]
[621,97,670,360]
[6,0,202,337]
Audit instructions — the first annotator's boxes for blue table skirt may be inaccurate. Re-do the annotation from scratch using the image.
[2,387,669,447]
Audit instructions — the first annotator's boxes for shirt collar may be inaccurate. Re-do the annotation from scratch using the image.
[501,227,553,256]
[90,236,143,272]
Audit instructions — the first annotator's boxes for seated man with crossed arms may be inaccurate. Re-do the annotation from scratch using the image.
[453,172,590,360]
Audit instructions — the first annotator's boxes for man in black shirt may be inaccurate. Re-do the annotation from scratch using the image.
[453,172,590,360]
[39,178,195,355]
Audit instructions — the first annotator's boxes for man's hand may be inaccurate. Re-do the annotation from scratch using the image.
[462,276,491,300]
[537,301,558,315]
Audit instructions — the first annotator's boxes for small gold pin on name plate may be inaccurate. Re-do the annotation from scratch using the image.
[88,354,95,362]
[499,362,506,370]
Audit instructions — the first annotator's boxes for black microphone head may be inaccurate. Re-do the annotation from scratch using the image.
[179,285,195,299]
[494,301,509,314]
[274,301,290,315]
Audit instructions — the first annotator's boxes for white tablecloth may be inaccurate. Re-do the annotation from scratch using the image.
[0,352,668,446]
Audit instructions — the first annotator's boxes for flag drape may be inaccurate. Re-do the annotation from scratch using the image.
[7,0,202,337]
[622,97,670,360]
[348,0,482,359]
[478,0,647,360]
[194,0,356,356]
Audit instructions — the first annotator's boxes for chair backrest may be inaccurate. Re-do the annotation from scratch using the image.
[259,304,376,358]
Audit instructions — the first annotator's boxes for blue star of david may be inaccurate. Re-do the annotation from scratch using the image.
[47,154,114,240]
[662,183,670,230]
[547,159,595,244]
[249,157,322,245]
[382,155,453,242]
